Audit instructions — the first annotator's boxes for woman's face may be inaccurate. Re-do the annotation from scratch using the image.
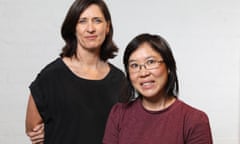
[128,43,168,99]
[75,4,109,51]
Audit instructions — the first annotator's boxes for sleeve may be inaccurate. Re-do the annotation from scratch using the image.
[29,71,50,122]
[102,103,124,144]
[185,110,213,144]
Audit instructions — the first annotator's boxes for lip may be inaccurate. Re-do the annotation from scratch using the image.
[85,35,97,40]
[140,80,155,89]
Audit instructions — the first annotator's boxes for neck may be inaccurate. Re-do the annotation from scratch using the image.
[74,47,104,68]
[141,95,176,111]
[62,48,109,80]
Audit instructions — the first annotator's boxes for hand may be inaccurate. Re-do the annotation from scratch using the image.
[27,123,44,144]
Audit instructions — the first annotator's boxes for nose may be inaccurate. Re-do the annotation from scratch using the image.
[86,22,96,33]
[139,64,146,71]
[138,65,150,77]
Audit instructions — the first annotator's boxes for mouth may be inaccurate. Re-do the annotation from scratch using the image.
[140,80,155,89]
[85,35,97,40]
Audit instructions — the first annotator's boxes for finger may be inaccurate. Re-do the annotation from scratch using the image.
[30,132,44,141]
[27,131,38,137]
[33,123,44,132]
[31,138,44,144]
[30,133,44,143]
[27,125,44,137]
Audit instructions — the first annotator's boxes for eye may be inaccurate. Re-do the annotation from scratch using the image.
[146,59,157,66]
[78,18,87,24]
[129,63,139,69]
[93,18,103,23]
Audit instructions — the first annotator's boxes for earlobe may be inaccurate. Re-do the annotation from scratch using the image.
[168,69,170,74]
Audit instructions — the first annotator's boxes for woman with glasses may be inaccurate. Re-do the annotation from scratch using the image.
[103,33,213,144]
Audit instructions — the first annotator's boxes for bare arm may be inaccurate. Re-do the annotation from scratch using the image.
[25,94,44,144]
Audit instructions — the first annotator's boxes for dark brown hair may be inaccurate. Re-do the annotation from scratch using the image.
[60,0,118,61]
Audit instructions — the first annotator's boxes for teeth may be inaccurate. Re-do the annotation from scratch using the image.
[142,82,153,86]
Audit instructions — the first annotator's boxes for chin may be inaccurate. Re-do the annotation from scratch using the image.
[139,91,158,98]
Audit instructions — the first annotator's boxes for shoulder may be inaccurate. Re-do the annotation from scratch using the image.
[177,100,209,122]
[35,57,67,79]
[108,63,125,77]
[109,101,133,115]
[33,58,66,82]
[110,101,137,117]
[107,63,126,84]
[176,99,211,132]
[39,58,64,74]
[110,102,128,114]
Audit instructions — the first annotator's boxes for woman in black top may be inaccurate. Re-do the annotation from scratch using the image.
[25,0,125,143]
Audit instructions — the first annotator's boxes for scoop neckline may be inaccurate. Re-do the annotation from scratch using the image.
[58,57,113,82]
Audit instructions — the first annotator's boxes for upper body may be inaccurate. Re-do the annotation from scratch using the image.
[103,98,212,144]
[103,33,213,144]
[30,57,125,143]
[25,0,123,143]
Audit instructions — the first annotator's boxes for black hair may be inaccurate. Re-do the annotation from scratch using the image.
[121,33,179,102]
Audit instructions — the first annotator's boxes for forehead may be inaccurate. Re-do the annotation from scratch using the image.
[129,43,162,61]
[80,4,104,18]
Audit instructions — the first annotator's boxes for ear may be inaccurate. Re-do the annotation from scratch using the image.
[106,21,110,34]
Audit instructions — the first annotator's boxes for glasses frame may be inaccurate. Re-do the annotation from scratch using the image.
[128,59,164,73]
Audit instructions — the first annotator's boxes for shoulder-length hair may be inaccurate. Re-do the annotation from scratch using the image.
[121,33,179,102]
[60,0,118,61]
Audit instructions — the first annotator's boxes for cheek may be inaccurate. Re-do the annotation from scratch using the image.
[153,68,168,83]
[157,68,167,76]
[75,27,83,38]
[75,24,82,33]
[101,24,110,35]
[97,27,107,40]
[129,74,138,87]
[156,64,168,75]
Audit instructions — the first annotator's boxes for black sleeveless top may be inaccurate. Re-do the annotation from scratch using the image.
[30,58,125,144]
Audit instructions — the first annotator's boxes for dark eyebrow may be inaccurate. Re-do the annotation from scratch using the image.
[129,56,156,63]
[93,16,104,19]
[145,56,156,60]
[128,59,137,63]
[78,17,87,20]
[79,16,104,19]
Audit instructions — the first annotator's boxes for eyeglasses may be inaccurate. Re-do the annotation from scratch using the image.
[128,59,164,73]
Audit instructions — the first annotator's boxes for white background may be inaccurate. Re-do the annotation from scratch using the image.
[0,0,239,143]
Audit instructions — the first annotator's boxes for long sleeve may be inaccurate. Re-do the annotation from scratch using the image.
[103,103,123,144]
[184,109,213,144]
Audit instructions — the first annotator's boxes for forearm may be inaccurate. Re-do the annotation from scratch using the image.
[25,94,43,133]
[25,94,45,144]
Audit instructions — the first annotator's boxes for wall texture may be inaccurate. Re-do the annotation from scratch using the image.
[0,0,239,143]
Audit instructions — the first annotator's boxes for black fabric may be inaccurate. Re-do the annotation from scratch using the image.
[29,58,125,144]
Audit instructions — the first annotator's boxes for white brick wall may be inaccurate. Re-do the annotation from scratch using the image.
[0,0,239,143]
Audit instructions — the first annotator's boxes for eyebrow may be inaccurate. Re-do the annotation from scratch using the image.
[129,56,157,62]
[79,16,105,20]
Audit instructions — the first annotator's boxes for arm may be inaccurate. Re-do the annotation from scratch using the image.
[25,94,44,144]
[185,112,213,144]
[103,103,123,144]
[27,124,44,144]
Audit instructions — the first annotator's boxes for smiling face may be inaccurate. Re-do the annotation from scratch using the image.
[75,4,110,51]
[128,42,169,100]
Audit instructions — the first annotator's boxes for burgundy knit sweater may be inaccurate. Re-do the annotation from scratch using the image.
[103,98,212,144]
